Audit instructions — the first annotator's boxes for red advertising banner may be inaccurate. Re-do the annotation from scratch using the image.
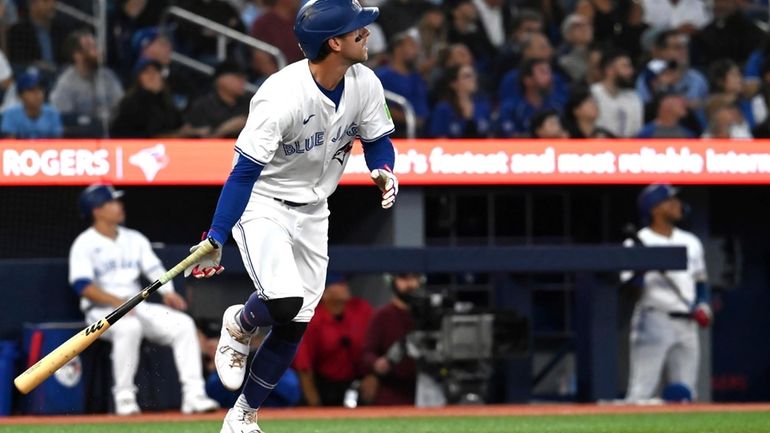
[2,138,770,185]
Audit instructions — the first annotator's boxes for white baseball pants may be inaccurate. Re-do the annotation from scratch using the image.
[86,302,207,400]
[232,194,330,323]
[626,306,699,401]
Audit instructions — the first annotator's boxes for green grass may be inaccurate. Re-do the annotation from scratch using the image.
[3,412,770,433]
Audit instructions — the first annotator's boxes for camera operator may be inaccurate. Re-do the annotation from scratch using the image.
[360,272,423,405]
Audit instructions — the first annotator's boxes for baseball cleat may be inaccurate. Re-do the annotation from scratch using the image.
[220,407,263,433]
[181,393,220,414]
[215,304,254,391]
[114,391,141,416]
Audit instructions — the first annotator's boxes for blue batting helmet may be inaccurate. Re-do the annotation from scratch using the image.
[294,0,379,61]
[637,183,678,224]
[79,184,124,217]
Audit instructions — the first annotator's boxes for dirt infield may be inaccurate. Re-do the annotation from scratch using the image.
[3,403,770,425]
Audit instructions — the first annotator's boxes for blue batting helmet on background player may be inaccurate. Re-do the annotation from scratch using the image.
[637,183,678,225]
[294,0,379,60]
[79,184,124,218]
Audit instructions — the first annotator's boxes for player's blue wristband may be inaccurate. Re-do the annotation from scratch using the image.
[695,281,710,304]
[209,152,264,245]
[361,135,395,171]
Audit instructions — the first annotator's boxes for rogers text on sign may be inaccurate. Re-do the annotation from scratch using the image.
[2,148,110,177]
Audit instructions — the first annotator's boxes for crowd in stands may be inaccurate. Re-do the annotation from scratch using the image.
[1,0,770,139]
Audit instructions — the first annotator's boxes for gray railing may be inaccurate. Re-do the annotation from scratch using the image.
[383,90,416,139]
[160,6,287,69]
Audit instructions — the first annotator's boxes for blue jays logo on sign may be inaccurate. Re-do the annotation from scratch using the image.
[283,131,325,156]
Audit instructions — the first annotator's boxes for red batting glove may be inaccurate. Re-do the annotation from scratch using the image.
[692,302,713,328]
[184,232,225,278]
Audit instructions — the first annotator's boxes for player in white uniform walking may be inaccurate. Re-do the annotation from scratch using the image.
[623,184,712,402]
[69,185,219,415]
[183,0,397,431]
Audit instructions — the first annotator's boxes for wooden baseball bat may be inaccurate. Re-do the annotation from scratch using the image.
[13,239,217,394]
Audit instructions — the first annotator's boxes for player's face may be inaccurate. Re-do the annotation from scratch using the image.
[338,27,370,64]
[93,200,125,225]
[657,197,683,223]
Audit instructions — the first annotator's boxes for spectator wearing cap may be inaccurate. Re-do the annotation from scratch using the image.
[590,49,643,137]
[635,30,708,108]
[637,93,695,138]
[107,0,170,78]
[496,58,564,137]
[184,59,252,138]
[375,29,430,137]
[562,86,614,138]
[110,58,207,138]
[557,14,593,84]
[1,70,62,138]
[6,0,70,70]
[250,0,303,65]
[50,30,124,137]
[293,273,373,406]
[427,65,491,138]
[131,26,198,112]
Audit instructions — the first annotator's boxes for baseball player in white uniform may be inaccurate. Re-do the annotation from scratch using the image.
[623,184,712,402]
[183,0,397,431]
[69,184,219,415]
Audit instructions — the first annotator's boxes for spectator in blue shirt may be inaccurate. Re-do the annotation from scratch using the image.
[635,30,708,107]
[498,32,569,107]
[496,58,564,137]
[1,70,62,138]
[375,29,430,137]
[427,65,492,138]
[637,93,695,138]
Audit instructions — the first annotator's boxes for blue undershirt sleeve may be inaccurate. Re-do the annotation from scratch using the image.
[72,278,92,296]
[361,135,395,171]
[208,153,265,245]
[695,281,710,305]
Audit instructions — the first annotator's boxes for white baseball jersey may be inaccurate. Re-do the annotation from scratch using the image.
[623,226,707,312]
[234,59,395,205]
[69,226,173,311]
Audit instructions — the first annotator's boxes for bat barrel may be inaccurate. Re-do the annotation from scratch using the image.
[13,320,109,394]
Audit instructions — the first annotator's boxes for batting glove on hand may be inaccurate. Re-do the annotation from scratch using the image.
[692,302,713,328]
[184,232,225,278]
[371,167,398,209]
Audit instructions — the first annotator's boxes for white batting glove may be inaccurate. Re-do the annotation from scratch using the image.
[184,232,225,278]
[371,167,398,209]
